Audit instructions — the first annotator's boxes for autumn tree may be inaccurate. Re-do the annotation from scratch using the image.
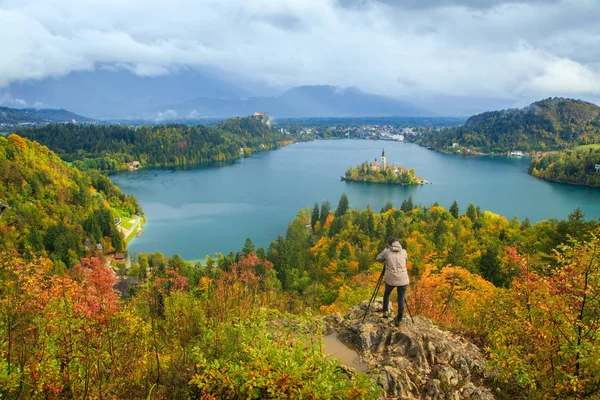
[489,235,600,398]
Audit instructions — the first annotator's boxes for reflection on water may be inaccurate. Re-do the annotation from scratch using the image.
[322,333,367,373]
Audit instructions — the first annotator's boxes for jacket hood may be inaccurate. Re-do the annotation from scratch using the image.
[390,241,403,252]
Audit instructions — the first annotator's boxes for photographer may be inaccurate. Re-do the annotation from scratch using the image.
[376,236,409,326]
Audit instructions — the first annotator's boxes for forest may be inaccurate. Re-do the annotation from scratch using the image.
[529,146,600,187]
[0,135,141,269]
[411,98,600,154]
[343,161,423,185]
[16,116,293,172]
[2,131,600,398]
[2,181,600,397]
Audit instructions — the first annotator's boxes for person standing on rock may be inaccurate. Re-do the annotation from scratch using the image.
[376,236,409,326]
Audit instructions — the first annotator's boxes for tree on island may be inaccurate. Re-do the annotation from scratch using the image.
[343,159,424,185]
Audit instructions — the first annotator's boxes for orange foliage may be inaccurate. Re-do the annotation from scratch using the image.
[412,263,496,329]
[323,214,334,230]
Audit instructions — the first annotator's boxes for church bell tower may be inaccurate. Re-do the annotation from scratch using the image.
[381,148,386,168]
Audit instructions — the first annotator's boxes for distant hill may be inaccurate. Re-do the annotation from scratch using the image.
[413,98,600,153]
[0,106,91,126]
[17,115,288,172]
[529,145,600,187]
[149,85,431,119]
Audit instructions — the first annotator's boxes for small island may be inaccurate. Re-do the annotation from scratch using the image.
[342,149,426,185]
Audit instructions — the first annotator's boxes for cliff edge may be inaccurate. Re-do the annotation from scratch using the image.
[324,299,495,400]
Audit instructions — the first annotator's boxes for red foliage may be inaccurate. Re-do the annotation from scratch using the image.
[71,258,119,323]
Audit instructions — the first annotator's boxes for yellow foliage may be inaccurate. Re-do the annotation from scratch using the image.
[311,237,330,256]
[348,261,359,274]
[199,276,213,291]
[320,303,338,315]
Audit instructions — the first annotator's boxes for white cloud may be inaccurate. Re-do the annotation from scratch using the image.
[0,92,27,107]
[155,109,178,121]
[187,110,201,119]
[0,0,599,100]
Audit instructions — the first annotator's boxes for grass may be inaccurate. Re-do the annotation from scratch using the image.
[575,144,600,151]
[120,218,135,230]
[125,218,143,244]
[125,225,140,243]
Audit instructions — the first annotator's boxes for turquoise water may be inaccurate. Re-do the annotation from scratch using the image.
[110,140,600,259]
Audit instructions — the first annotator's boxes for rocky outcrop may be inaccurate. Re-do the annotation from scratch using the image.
[324,299,495,400]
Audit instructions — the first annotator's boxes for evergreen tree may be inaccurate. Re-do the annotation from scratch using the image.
[319,201,331,227]
[381,200,394,213]
[339,243,351,260]
[335,193,349,217]
[400,196,414,212]
[311,202,320,228]
[243,237,255,254]
[256,247,266,259]
[479,245,507,287]
[466,203,478,222]
[449,200,459,218]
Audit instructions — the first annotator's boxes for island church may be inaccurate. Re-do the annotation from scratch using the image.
[371,149,399,175]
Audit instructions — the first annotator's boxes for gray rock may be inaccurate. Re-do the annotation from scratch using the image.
[330,300,495,399]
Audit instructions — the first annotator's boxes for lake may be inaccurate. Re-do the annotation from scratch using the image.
[110,140,600,260]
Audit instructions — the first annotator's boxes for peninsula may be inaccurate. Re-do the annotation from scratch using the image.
[342,149,425,185]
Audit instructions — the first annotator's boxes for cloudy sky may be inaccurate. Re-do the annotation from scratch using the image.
[1,0,599,106]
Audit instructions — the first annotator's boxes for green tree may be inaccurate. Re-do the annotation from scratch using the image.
[335,193,349,217]
[311,202,320,228]
[400,196,414,212]
[243,237,255,254]
[319,201,331,227]
[466,203,478,222]
[449,200,459,218]
[381,200,394,213]
[479,245,507,287]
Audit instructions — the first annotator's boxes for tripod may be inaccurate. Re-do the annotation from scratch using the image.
[362,266,415,324]
[361,266,385,322]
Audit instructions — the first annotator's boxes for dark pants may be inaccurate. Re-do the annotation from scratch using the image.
[382,283,408,320]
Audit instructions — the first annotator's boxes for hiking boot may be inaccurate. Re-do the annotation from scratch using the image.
[382,311,390,318]
[394,315,403,327]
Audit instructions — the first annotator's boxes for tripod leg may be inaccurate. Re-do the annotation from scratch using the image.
[362,270,385,322]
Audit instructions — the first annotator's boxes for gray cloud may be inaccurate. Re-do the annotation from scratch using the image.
[337,0,562,10]
[0,0,598,102]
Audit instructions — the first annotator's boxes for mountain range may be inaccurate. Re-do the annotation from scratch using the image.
[1,69,523,120]
[150,85,431,120]
[0,106,90,126]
